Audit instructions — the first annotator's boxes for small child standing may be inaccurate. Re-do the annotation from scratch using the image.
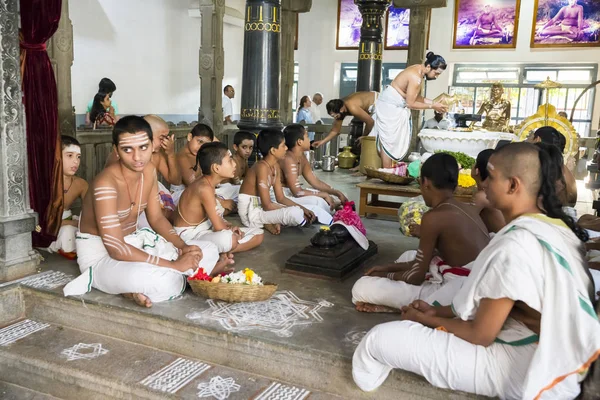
[238,129,316,235]
[173,142,263,254]
[227,130,256,185]
[47,136,89,258]
[280,124,348,224]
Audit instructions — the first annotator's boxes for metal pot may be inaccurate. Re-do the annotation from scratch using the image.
[322,156,335,172]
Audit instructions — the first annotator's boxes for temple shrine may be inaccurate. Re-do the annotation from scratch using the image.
[1,0,600,399]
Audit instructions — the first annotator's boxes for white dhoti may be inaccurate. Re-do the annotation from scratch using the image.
[63,228,220,303]
[372,86,412,162]
[353,319,537,398]
[352,250,468,309]
[175,219,263,253]
[216,183,240,202]
[170,184,185,206]
[281,188,333,225]
[353,215,599,399]
[47,210,78,253]
[238,193,306,228]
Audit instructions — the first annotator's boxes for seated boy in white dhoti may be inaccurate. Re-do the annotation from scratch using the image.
[353,143,600,399]
[173,142,263,255]
[46,135,89,258]
[175,123,237,214]
[372,52,448,168]
[225,131,255,185]
[106,115,181,223]
[279,124,349,225]
[352,153,490,312]
[470,149,506,233]
[238,129,315,235]
[63,116,226,308]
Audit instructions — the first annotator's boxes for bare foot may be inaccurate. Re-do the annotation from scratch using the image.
[123,293,152,308]
[264,223,281,235]
[212,253,236,275]
[349,166,360,172]
[355,301,400,313]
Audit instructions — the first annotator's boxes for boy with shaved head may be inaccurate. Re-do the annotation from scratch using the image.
[64,116,224,308]
[353,143,600,399]
[352,153,490,312]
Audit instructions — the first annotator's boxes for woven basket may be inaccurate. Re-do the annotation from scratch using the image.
[365,167,414,185]
[188,280,278,302]
[454,186,477,197]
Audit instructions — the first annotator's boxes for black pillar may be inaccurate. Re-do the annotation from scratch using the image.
[239,0,283,134]
[350,0,390,149]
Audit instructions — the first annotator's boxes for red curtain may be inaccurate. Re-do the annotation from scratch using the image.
[20,0,62,247]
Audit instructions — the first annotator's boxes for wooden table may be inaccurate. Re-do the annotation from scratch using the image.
[356,179,473,218]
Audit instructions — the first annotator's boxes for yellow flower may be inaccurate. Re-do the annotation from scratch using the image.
[244,268,255,282]
[458,173,476,188]
[320,226,330,231]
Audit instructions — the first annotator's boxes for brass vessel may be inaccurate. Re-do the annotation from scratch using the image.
[338,146,358,169]
[358,136,381,174]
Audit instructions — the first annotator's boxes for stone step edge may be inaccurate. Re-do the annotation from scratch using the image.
[0,380,63,400]
[0,349,173,400]
[22,287,478,400]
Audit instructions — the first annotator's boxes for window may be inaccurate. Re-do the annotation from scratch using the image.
[339,63,406,99]
[451,64,597,136]
[292,63,299,112]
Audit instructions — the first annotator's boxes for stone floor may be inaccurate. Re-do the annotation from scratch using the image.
[0,168,596,399]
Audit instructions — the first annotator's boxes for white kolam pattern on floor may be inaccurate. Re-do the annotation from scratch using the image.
[140,357,211,394]
[196,376,241,399]
[20,270,73,290]
[186,290,334,337]
[61,343,109,361]
[0,319,50,346]
[255,382,311,400]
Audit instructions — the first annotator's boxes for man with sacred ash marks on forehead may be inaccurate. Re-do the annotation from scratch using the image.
[64,116,230,308]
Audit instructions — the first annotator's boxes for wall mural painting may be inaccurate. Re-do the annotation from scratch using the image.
[531,0,600,48]
[453,0,521,49]
[337,0,362,49]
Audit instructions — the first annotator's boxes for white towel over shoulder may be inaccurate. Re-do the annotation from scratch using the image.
[452,214,600,399]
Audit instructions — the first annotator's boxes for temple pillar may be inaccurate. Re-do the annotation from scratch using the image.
[48,0,75,137]
[350,0,390,148]
[199,0,225,136]
[406,6,431,153]
[0,0,39,281]
[238,0,283,132]
[280,0,311,125]
[392,0,446,153]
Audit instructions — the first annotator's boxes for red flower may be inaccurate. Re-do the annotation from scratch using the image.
[188,268,211,281]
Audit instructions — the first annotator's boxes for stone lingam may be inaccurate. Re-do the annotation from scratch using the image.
[285,225,378,280]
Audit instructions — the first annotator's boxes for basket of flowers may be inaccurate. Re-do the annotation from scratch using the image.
[188,268,277,302]
[454,169,478,197]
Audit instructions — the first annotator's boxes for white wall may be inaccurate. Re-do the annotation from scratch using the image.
[70,0,201,118]
[296,0,600,132]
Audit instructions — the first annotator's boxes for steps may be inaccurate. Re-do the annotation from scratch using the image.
[0,317,339,399]
[0,285,484,400]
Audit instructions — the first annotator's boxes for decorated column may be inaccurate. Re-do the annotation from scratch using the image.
[280,0,311,124]
[0,0,39,280]
[199,0,225,136]
[47,0,75,136]
[350,0,390,147]
[238,0,283,132]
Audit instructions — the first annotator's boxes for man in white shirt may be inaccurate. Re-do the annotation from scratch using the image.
[222,85,235,125]
[310,92,323,123]
[422,111,450,130]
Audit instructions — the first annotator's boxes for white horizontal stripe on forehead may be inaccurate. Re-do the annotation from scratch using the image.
[119,133,150,146]
[63,145,81,154]
[118,139,150,147]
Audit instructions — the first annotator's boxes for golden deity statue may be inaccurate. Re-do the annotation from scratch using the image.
[472,82,511,132]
